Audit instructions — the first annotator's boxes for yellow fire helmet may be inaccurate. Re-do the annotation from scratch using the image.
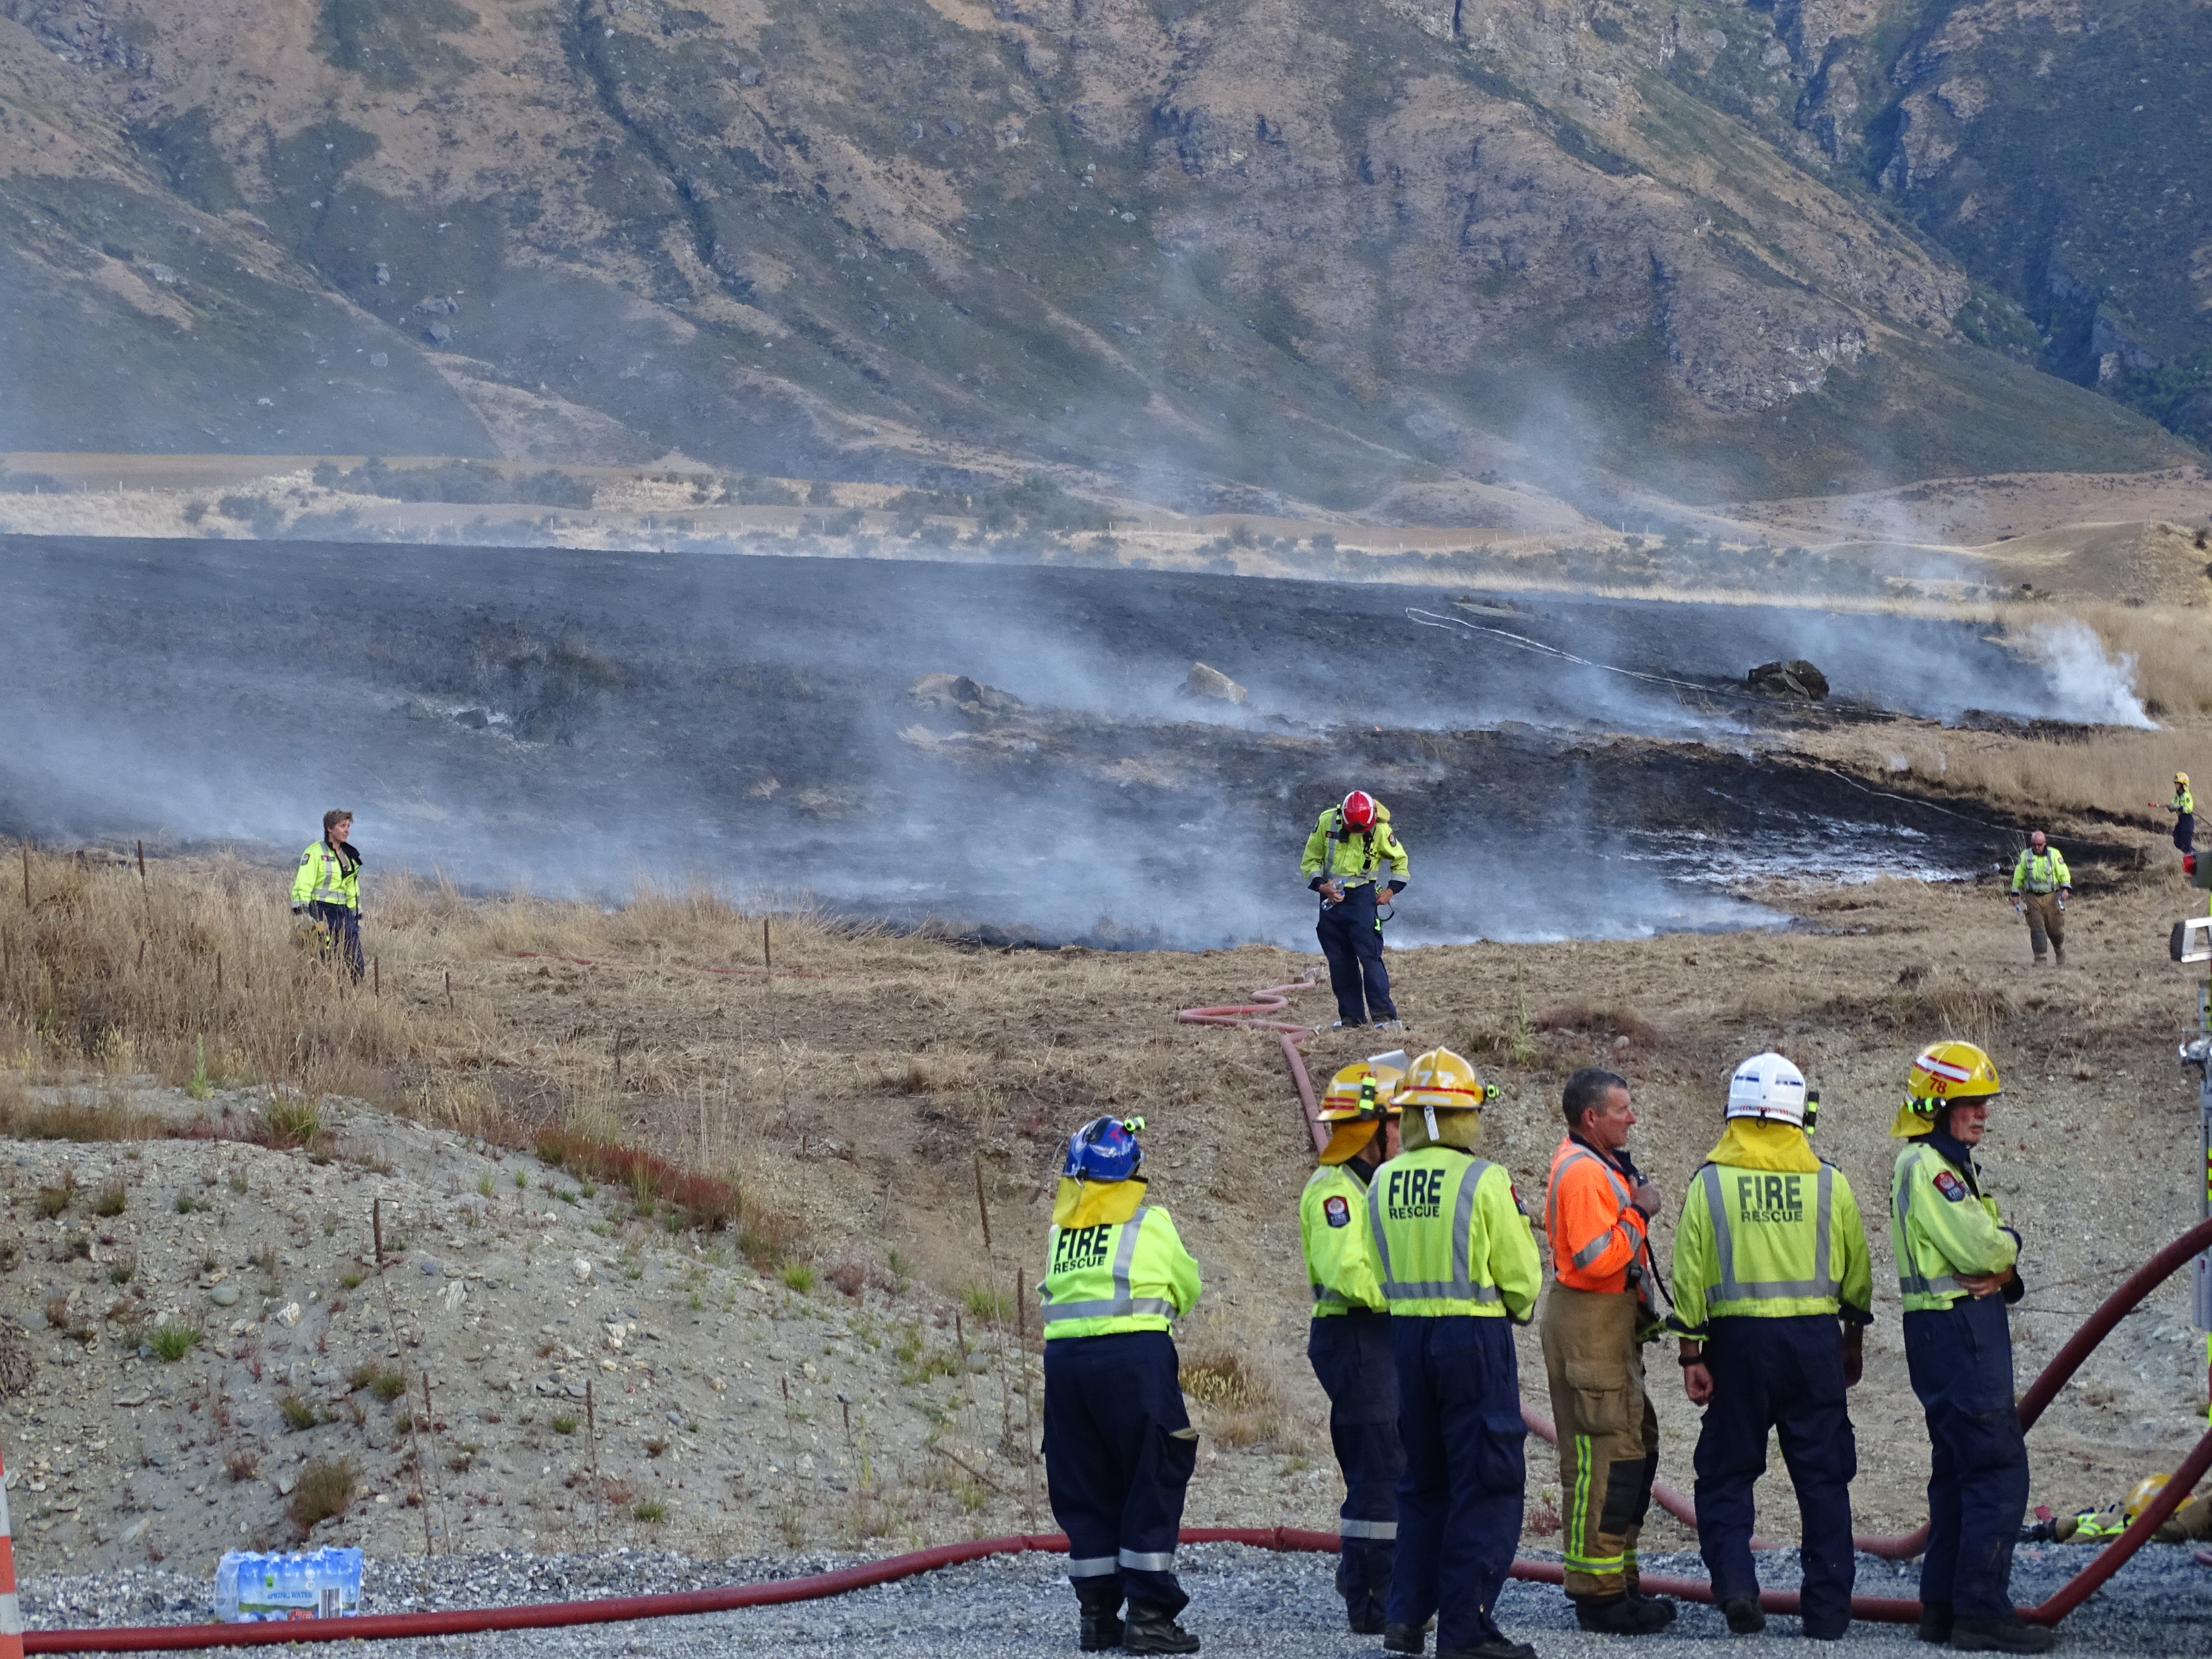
[2127,1473,2171,1523]
[1399,1047,1498,1141]
[1316,1061,1403,1165]
[1889,1040,2002,1138]
[2180,773,2192,787]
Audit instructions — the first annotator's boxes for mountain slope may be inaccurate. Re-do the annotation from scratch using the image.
[0,0,2191,511]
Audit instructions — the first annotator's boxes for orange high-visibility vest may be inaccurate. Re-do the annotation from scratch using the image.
[1545,1136,1647,1295]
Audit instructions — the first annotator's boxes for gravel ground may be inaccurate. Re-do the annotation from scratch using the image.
[19,1541,2212,1658]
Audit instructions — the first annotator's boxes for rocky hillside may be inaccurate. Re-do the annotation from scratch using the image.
[0,1081,1347,1574]
[0,0,2192,518]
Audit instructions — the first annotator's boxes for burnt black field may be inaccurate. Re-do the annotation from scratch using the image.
[0,537,2102,945]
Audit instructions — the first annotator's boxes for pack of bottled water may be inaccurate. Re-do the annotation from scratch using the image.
[214,1547,364,1621]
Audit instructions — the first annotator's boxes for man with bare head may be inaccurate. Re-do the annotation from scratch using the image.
[2008,832,2071,967]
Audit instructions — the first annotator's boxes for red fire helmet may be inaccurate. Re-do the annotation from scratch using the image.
[1340,790,1378,829]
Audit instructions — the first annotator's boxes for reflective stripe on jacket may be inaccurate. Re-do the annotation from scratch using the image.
[1667,1158,1872,1339]
[1299,805,1410,886]
[2010,847,2071,893]
[290,840,360,911]
[1366,1146,1541,1321]
[1039,1199,1202,1339]
[1889,1142,2018,1312]
[2176,789,2197,817]
[1301,1162,1386,1316]
[1544,1136,1647,1295]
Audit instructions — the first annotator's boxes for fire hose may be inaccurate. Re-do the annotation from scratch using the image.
[1177,974,2212,1628]
[17,985,2207,1647]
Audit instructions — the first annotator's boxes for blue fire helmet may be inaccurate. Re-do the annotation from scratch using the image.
[1063,1115,1144,1182]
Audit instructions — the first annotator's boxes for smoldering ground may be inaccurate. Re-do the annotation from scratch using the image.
[0,537,2147,945]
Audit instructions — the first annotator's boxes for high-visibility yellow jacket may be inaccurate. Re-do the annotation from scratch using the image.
[1039,1177,1202,1339]
[1366,1146,1541,1321]
[1889,1141,2019,1312]
[1300,804,1409,890]
[2175,788,2196,817]
[1544,1135,1649,1296]
[1301,1163,1386,1317]
[290,840,361,911]
[2011,846,2071,894]
[1667,1136,1872,1340]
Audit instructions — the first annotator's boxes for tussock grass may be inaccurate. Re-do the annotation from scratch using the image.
[289,1455,358,1534]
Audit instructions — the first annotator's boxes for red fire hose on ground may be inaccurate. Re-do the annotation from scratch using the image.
[1176,975,2212,1630]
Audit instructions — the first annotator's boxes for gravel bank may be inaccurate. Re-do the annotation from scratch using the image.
[19,1541,2212,1659]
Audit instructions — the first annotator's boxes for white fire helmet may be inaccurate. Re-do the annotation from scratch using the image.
[1726,1051,1808,1125]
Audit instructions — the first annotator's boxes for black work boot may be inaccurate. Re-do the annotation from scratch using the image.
[1436,1638,1536,1659]
[1721,1596,1766,1635]
[1382,1623,1426,1655]
[1076,1589,1124,1653]
[1346,1595,1387,1637]
[1574,1594,1677,1635]
[1951,1614,2056,1654]
[1078,1609,1124,1652]
[1918,1601,1954,1645]
[1123,1604,1201,1655]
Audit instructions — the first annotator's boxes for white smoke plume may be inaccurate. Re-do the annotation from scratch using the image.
[2016,618,2154,729]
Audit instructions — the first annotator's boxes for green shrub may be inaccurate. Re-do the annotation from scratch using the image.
[779,1261,817,1293]
[960,1282,1014,1324]
[551,1414,579,1435]
[261,1097,321,1150]
[278,1393,317,1432]
[347,1361,408,1403]
[93,1179,126,1217]
[632,1499,666,1522]
[149,1321,201,1361]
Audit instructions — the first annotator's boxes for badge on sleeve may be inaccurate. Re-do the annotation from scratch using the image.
[1932,1171,1969,1203]
[1323,1196,1352,1229]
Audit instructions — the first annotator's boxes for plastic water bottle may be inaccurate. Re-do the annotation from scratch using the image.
[215,1547,363,1621]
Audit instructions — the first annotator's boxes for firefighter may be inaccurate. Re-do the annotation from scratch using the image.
[1039,1116,1205,1655]
[2008,832,2071,967]
[1299,790,1408,1030]
[1540,1067,1675,1635]
[1889,1042,2051,1654]
[1301,1060,1406,1634]
[290,809,364,980]
[1670,1053,1872,1641]
[2151,773,2195,856]
[1366,1048,1543,1659]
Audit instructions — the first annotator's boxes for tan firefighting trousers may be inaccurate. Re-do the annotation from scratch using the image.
[2021,892,2065,962]
[1540,1285,1660,1601]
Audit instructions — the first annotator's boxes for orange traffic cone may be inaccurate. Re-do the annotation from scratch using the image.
[0,1446,21,1659]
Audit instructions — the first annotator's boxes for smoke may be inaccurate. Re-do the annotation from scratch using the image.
[2014,618,2154,729]
[0,537,2093,950]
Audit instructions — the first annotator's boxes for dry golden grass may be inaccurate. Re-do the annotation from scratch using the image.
[1803,715,2212,825]
[2070,601,2212,718]
[1,846,430,1097]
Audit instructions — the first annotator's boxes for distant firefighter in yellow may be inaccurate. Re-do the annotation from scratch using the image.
[2008,833,2070,967]
[290,809,364,981]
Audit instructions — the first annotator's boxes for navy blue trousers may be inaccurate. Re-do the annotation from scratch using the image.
[307,901,364,980]
[1316,885,1395,1024]
[1905,1297,2029,1619]
[2177,814,2196,855]
[1389,1315,1524,1651]
[1043,1331,1196,1615]
[1309,1310,1401,1613]
[1694,1315,1857,1637]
